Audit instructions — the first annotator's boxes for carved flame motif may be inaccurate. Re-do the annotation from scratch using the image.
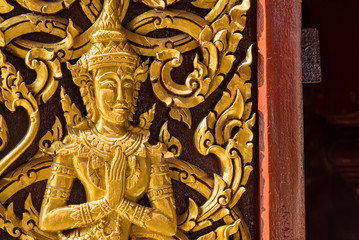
[0,0,254,239]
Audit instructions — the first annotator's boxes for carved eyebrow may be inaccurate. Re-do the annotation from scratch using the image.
[99,78,116,83]
[122,74,134,80]
[100,79,117,87]
[98,72,119,82]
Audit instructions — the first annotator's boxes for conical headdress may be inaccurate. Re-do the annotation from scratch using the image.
[87,0,140,71]
[66,0,144,128]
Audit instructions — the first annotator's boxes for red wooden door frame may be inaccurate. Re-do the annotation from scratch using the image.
[257,1,305,239]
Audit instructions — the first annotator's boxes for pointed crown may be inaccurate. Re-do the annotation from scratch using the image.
[87,0,140,71]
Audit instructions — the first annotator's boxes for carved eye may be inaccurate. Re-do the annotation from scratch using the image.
[123,81,133,89]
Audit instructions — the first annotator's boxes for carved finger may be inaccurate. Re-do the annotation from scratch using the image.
[110,148,121,179]
[112,146,121,163]
[118,158,127,180]
[110,148,120,177]
[114,153,125,180]
[109,163,115,181]
[105,161,110,182]
[112,151,123,180]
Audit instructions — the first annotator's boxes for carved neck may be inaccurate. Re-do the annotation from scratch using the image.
[95,117,130,138]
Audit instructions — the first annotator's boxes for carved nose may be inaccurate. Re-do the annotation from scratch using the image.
[116,85,124,102]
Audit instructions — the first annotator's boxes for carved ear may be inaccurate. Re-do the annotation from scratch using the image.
[134,59,149,82]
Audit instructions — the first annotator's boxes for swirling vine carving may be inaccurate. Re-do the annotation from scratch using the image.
[0,0,254,238]
[0,50,40,177]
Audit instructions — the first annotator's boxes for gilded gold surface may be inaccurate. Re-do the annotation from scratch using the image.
[0,0,254,238]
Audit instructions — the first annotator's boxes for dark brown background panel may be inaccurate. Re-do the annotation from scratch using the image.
[0,0,259,239]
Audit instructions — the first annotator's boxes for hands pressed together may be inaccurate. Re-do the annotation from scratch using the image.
[105,147,127,210]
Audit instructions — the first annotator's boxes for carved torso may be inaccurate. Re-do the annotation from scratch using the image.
[46,127,167,239]
[68,127,152,202]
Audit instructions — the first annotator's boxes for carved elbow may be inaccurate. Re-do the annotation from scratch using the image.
[163,219,177,237]
[38,213,57,232]
[38,216,50,231]
[168,222,177,236]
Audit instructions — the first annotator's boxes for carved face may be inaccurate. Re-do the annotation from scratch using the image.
[94,66,136,127]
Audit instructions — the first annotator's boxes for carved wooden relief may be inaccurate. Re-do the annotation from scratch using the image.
[0,0,256,239]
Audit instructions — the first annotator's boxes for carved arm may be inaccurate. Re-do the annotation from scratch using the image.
[115,143,177,237]
[39,153,113,232]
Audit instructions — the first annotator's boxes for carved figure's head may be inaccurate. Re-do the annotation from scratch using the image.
[68,0,148,128]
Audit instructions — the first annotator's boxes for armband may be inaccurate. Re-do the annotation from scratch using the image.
[44,185,72,200]
[147,185,173,202]
[51,162,75,177]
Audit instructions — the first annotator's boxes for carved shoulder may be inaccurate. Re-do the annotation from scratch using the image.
[43,134,80,166]
[145,141,174,164]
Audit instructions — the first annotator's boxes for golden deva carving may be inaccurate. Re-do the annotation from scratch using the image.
[0,0,254,238]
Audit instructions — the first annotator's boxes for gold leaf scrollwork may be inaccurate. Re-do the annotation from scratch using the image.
[150,49,210,108]
[25,48,63,104]
[0,50,40,177]
[177,198,199,232]
[169,107,192,128]
[13,0,76,14]
[60,86,84,128]
[0,0,13,14]
[2,193,57,239]
[25,19,77,104]
[159,120,182,158]
[38,117,63,152]
[3,203,22,238]
[190,46,254,237]
[22,194,40,232]
[2,15,80,60]
[136,104,156,130]
[148,0,250,109]
[0,0,254,238]
[134,0,180,9]
[197,219,242,240]
[79,0,102,23]
[0,114,9,151]
[191,0,217,10]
